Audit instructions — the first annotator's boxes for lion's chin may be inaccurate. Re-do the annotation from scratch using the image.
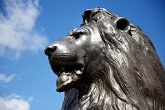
[56,72,72,92]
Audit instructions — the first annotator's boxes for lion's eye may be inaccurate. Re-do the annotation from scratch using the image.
[73,33,81,39]
[72,32,84,39]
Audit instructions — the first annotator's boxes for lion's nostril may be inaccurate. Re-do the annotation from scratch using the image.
[44,45,57,56]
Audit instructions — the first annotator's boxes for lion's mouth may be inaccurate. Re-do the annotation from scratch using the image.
[53,64,84,76]
[51,63,85,92]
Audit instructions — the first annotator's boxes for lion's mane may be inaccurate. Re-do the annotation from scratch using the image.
[62,8,165,110]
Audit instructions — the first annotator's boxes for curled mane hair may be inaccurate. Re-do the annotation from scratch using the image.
[62,8,165,110]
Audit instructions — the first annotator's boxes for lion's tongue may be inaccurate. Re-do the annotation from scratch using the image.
[74,70,82,75]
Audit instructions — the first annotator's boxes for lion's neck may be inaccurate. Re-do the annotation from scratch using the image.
[61,80,111,110]
[78,80,109,110]
[62,79,139,110]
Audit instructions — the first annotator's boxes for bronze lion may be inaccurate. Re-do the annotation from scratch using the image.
[45,8,165,110]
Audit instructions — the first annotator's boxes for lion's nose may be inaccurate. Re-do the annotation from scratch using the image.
[44,45,57,56]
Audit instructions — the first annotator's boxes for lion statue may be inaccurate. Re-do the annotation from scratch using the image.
[44,8,165,110]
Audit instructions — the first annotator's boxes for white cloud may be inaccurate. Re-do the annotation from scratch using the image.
[0,94,33,110]
[0,74,16,83]
[0,0,48,58]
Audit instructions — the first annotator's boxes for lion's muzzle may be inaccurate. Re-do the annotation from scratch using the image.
[45,43,85,92]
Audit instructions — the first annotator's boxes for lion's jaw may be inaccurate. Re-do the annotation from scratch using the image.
[49,53,86,92]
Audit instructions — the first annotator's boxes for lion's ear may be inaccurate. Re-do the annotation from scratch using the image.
[115,17,130,32]
[82,9,93,23]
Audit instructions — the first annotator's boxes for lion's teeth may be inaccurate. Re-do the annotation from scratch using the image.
[61,66,65,71]
[57,66,64,76]
[74,70,82,75]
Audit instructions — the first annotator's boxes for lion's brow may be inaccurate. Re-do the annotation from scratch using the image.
[69,28,90,36]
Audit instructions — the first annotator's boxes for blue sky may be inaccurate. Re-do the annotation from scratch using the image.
[0,0,165,110]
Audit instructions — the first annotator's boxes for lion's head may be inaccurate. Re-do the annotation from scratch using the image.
[45,8,165,110]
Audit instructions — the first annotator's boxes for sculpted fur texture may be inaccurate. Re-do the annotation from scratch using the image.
[45,8,165,110]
